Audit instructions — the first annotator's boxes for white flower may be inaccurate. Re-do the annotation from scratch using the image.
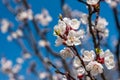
[10,30,23,39]
[35,9,52,26]
[66,30,81,46]
[54,17,84,46]
[54,20,66,36]
[70,19,80,29]
[66,30,84,46]
[86,61,103,76]
[12,64,21,73]
[63,18,80,29]
[96,17,108,31]
[39,72,49,79]
[17,11,27,21]
[98,49,115,69]
[1,58,12,73]
[17,9,33,21]
[16,29,23,37]
[94,17,109,38]
[73,57,81,68]
[0,19,10,33]
[82,50,95,62]
[86,0,99,5]
[23,52,31,59]
[104,50,115,69]
[38,40,50,47]
[60,47,74,59]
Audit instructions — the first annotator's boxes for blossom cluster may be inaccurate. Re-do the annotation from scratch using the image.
[54,17,85,46]
[35,9,52,26]
[16,9,33,21]
[0,19,11,34]
[16,8,52,26]
[0,0,118,79]
[94,17,109,38]
[0,52,31,80]
[7,29,23,41]
[53,15,115,79]
[60,48,115,79]
[69,9,109,39]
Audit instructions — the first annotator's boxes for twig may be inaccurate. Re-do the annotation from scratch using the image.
[69,46,94,80]
[48,61,76,80]
[112,7,120,77]
[22,0,71,74]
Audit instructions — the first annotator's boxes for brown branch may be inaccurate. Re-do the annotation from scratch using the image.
[3,0,16,15]
[48,61,76,80]
[61,0,65,10]
[69,46,94,80]
[22,0,71,75]
[24,22,53,80]
[88,5,98,53]
[87,5,107,80]
[112,7,120,77]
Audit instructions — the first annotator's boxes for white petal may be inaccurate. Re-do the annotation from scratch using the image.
[86,61,103,76]
[35,9,52,26]
[104,50,115,69]
[66,30,82,46]
[70,19,80,29]
[38,40,49,47]
[60,47,74,59]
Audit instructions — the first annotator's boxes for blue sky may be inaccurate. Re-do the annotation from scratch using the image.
[0,0,119,80]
